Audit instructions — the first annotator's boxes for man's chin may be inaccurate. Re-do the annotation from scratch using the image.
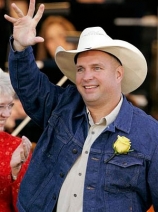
[84,98,99,107]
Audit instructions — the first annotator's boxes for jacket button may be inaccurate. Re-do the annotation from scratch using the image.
[72,149,78,154]
[60,172,65,178]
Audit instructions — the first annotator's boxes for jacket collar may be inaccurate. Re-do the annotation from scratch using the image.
[113,95,133,133]
[74,94,133,134]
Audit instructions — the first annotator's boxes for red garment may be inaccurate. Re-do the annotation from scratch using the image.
[0,131,31,212]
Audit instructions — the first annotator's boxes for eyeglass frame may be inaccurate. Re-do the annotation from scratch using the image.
[0,102,14,112]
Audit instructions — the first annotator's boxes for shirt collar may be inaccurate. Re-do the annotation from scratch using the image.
[87,94,123,127]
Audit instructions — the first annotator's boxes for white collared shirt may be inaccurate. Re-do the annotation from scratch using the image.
[57,95,123,212]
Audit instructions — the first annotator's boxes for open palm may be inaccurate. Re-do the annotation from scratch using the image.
[4,0,45,50]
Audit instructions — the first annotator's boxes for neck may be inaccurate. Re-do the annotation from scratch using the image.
[87,95,122,123]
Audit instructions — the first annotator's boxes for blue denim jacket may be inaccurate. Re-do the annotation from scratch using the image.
[8,45,158,212]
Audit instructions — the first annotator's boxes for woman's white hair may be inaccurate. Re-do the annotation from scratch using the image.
[0,68,15,97]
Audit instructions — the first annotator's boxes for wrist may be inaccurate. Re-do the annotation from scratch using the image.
[13,39,26,52]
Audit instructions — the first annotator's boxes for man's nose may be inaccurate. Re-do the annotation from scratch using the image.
[83,69,93,80]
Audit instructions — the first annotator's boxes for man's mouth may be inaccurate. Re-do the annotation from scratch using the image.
[84,85,98,89]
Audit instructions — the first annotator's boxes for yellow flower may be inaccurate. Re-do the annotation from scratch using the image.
[113,135,131,154]
[105,135,132,163]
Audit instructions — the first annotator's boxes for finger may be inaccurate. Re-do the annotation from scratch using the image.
[20,151,25,163]
[22,142,30,159]
[11,3,24,18]
[21,142,31,162]
[33,4,45,27]
[22,136,32,147]
[27,0,36,17]
[4,14,17,24]
[22,137,31,159]
[31,36,44,45]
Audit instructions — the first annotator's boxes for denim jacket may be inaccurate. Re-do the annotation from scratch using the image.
[8,45,158,212]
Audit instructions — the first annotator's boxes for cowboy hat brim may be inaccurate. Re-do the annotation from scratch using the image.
[55,37,147,94]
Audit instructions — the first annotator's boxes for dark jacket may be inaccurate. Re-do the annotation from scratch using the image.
[8,44,158,212]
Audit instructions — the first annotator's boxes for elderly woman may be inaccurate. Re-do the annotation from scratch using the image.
[0,68,32,212]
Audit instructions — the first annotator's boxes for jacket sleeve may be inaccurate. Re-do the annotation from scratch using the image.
[148,144,158,211]
[8,37,64,129]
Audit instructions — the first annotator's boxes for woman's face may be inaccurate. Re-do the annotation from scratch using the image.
[0,94,14,131]
[45,23,75,58]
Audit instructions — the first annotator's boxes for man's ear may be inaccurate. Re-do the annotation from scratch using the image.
[116,66,124,82]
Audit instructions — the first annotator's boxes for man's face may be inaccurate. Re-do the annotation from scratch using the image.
[75,50,123,107]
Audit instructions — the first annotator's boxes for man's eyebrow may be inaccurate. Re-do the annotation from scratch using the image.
[76,64,83,68]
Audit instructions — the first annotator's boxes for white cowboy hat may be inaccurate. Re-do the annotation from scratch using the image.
[55,26,147,94]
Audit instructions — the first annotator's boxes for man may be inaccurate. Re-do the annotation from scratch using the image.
[4,0,158,211]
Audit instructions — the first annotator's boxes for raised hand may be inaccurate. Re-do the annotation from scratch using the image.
[10,136,32,180]
[4,0,45,51]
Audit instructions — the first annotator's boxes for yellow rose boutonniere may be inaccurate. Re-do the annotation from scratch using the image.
[113,135,131,154]
[105,135,133,163]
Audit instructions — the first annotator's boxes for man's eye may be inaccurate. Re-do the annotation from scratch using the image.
[77,68,83,72]
[94,66,101,71]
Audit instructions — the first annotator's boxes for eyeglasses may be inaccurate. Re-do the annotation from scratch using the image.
[0,103,14,112]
